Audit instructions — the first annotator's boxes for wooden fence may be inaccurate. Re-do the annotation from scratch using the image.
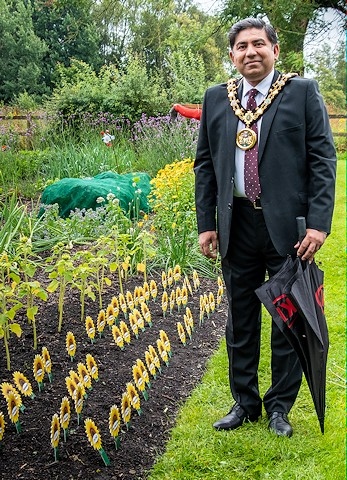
[0,113,346,137]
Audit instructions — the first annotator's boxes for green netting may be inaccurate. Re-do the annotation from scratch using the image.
[40,171,152,218]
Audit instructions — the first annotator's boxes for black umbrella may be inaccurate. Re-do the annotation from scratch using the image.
[255,218,328,433]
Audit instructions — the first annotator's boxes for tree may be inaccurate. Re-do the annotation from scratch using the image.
[0,0,47,102]
[219,0,347,73]
[306,43,346,112]
[31,0,102,92]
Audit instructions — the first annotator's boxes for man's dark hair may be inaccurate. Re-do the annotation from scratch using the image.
[228,17,278,50]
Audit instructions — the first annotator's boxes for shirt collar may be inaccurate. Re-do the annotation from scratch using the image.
[242,70,275,99]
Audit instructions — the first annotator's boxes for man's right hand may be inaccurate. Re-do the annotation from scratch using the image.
[199,231,218,259]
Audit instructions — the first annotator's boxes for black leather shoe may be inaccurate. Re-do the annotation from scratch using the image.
[268,412,293,437]
[213,403,261,430]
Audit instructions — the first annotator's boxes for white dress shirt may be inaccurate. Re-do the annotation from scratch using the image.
[233,70,274,197]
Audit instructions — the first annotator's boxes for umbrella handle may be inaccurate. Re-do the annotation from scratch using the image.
[296,216,306,243]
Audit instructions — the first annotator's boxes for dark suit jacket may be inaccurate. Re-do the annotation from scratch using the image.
[194,71,337,258]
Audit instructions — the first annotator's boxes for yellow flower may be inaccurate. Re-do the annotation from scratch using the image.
[33,354,45,383]
[161,271,167,290]
[209,292,216,313]
[77,362,92,389]
[184,315,192,339]
[156,338,168,365]
[167,268,173,287]
[129,312,139,338]
[132,364,145,392]
[141,302,152,327]
[109,405,120,438]
[85,316,95,341]
[184,276,193,296]
[149,280,157,300]
[193,270,200,290]
[148,345,161,371]
[0,411,5,441]
[12,372,34,398]
[161,291,168,315]
[169,290,175,313]
[177,322,186,345]
[106,304,116,327]
[133,308,144,331]
[145,350,156,378]
[126,383,141,413]
[175,286,182,309]
[137,286,145,304]
[121,392,131,426]
[60,396,71,430]
[159,330,171,356]
[110,296,120,317]
[173,265,181,282]
[143,281,150,302]
[112,325,124,350]
[119,293,127,315]
[120,320,131,344]
[50,413,60,449]
[69,369,81,387]
[86,354,99,381]
[136,359,150,387]
[7,391,20,423]
[74,383,84,414]
[85,418,102,450]
[65,376,77,400]
[42,346,52,374]
[66,331,77,359]
[181,285,188,307]
[126,291,134,310]
[137,262,146,274]
[97,310,106,334]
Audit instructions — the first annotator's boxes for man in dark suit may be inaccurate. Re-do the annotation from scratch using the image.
[194,17,336,437]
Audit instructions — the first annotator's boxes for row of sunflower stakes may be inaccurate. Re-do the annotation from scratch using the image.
[0,268,224,466]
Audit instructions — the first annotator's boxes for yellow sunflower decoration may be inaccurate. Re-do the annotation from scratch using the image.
[177,322,187,346]
[181,284,188,307]
[50,413,60,460]
[173,264,181,283]
[86,354,99,381]
[97,310,106,337]
[148,344,161,373]
[167,267,173,287]
[184,314,192,340]
[185,307,194,331]
[6,391,21,432]
[109,404,121,449]
[149,279,158,301]
[106,304,116,328]
[141,302,152,327]
[132,364,148,401]
[121,392,132,429]
[156,338,169,366]
[74,383,84,424]
[85,418,110,465]
[112,325,124,350]
[161,271,167,290]
[85,316,96,343]
[193,269,200,290]
[184,275,193,296]
[159,330,172,358]
[13,371,35,399]
[129,312,139,339]
[60,396,71,442]
[119,320,131,345]
[66,331,77,361]
[33,354,45,391]
[77,362,92,390]
[161,291,168,318]
[209,291,216,314]
[0,411,5,442]
[42,346,52,382]
[126,291,134,311]
[136,359,151,389]
[143,281,150,302]
[110,296,120,320]
[145,350,157,379]
[119,292,128,319]
[65,376,77,400]
[169,290,175,314]
[133,308,145,332]
[126,382,142,415]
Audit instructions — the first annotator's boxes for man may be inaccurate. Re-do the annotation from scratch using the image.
[194,17,336,437]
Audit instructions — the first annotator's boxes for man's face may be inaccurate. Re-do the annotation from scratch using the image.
[229,27,280,85]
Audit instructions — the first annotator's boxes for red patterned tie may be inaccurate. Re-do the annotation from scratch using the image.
[244,88,261,202]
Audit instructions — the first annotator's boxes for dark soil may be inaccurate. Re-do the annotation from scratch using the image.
[0,272,227,480]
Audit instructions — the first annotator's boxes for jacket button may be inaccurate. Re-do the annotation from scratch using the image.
[228,203,232,209]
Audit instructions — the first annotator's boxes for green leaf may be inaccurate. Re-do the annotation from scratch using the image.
[109,262,118,272]
[27,306,38,321]
[47,279,60,293]
[9,323,22,337]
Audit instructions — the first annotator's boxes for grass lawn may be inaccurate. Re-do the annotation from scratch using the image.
[148,156,346,480]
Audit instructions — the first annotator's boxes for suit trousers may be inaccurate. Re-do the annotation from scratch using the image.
[221,198,302,416]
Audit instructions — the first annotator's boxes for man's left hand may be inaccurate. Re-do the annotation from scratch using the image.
[295,228,327,262]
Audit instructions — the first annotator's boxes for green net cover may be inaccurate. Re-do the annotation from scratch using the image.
[40,171,151,218]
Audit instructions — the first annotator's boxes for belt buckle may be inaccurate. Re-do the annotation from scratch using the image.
[253,198,262,210]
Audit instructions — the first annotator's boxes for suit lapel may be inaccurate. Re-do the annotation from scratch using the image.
[258,71,282,161]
